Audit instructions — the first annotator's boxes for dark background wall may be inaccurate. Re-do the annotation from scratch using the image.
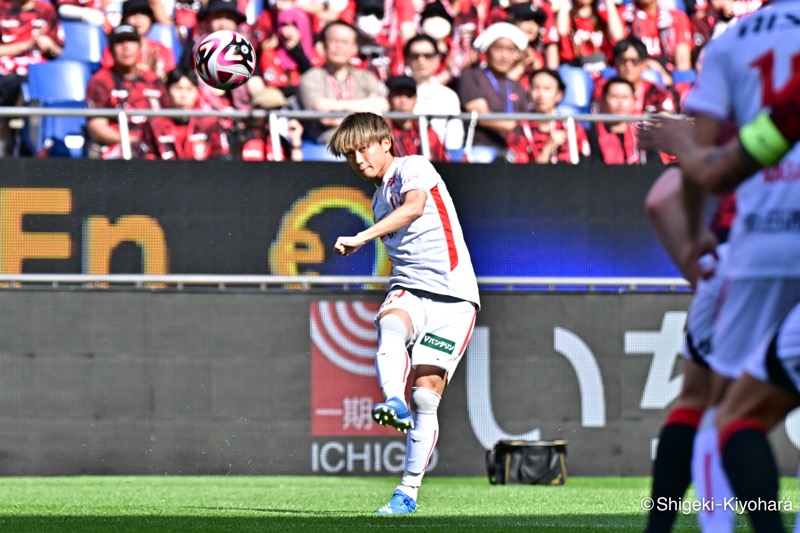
[2,289,799,476]
[0,160,678,277]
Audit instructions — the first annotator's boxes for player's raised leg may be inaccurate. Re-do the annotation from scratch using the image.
[371,304,414,432]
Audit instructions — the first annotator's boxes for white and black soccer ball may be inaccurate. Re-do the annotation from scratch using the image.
[194,30,256,91]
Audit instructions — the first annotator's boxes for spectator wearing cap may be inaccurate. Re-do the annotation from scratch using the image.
[506,2,559,85]
[592,37,677,116]
[457,22,530,156]
[238,87,304,161]
[86,24,170,159]
[99,0,176,80]
[386,75,448,161]
[0,0,63,156]
[140,67,230,160]
[586,76,653,164]
[297,20,388,143]
[508,2,560,72]
[507,69,590,163]
[556,0,624,76]
[620,0,693,71]
[404,34,464,151]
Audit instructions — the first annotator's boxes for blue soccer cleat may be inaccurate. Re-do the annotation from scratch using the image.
[376,490,417,515]
[371,397,414,432]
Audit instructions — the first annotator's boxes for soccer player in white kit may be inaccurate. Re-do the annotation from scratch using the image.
[328,112,480,515]
[641,75,800,533]
[659,6,800,530]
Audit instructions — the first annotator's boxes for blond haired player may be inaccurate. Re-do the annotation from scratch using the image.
[329,112,479,515]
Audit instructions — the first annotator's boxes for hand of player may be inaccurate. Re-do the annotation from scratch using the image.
[679,229,718,288]
[334,235,366,256]
[637,115,693,154]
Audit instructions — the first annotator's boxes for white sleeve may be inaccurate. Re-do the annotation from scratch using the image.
[683,37,730,120]
[399,157,438,195]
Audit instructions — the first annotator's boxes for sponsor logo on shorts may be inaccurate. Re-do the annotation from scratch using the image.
[421,333,455,354]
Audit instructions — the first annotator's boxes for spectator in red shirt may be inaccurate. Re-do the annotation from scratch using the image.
[240,87,304,161]
[100,0,176,81]
[141,68,230,160]
[86,24,169,159]
[620,0,693,72]
[557,0,625,77]
[385,75,448,161]
[0,0,63,155]
[587,76,650,164]
[593,37,677,115]
[508,69,591,164]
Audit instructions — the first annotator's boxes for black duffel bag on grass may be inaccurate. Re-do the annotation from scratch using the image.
[486,439,568,485]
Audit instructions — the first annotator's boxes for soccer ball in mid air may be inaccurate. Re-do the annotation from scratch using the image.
[194,30,256,90]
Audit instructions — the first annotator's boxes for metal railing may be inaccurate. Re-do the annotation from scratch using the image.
[0,106,654,162]
[0,274,690,292]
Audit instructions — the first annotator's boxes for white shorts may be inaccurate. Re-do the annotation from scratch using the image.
[682,246,728,368]
[712,278,800,379]
[744,303,800,393]
[376,287,478,382]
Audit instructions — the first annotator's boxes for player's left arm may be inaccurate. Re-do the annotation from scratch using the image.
[334,189,427,256]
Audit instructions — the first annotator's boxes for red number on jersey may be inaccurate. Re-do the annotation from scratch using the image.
[750,49,800,106]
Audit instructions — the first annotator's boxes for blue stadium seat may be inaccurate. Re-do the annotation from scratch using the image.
[60,21,108,71]
[37,100,87,158]
[247,0,264,23]
[301,141,341,162]
[465,145,499,163]
[147,23,183,65]
[22,60,91,157]
[557,65,594,113]
[25,60,91,104]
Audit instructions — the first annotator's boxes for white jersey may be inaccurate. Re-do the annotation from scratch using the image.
[684,0,800,279]
[373,155,480,309]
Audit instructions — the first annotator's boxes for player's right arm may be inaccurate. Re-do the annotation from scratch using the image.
[641,73,800,192]
[335,189,427,256]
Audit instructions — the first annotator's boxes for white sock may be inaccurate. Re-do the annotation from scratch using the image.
[375,314,410,401]
[692,407,735,533]
[400,388,441,499]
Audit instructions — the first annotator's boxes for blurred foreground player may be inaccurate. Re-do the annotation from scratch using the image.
[641,70,800,533]
[329,112,479,515]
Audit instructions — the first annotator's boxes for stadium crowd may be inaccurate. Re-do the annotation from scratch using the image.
[0,0,762,161]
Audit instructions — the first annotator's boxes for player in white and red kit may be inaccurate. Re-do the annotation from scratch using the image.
[660,3,800,531]
[329,112,479,515]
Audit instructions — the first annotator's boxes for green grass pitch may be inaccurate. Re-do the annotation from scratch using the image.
[0,476,796,532]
